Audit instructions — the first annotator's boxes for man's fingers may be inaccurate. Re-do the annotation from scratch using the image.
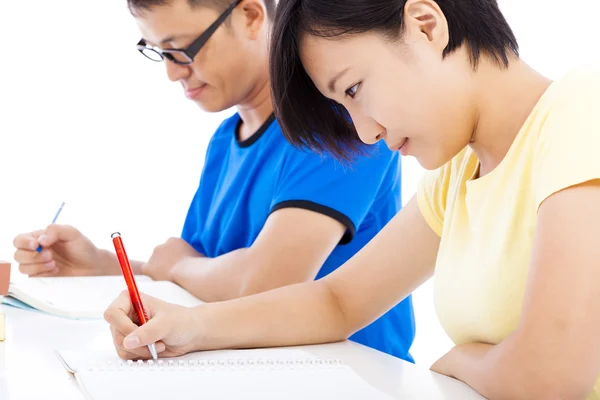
[12,231,43,251]
[14,225,80,252]
[15,248,55,276]
[29,268,59,278]
[14,249,53,264]
[18,260,56,276]
[31,224,81,250]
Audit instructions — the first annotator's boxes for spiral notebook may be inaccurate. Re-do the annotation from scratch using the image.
[3,276,203,319]
[56,348,397,400]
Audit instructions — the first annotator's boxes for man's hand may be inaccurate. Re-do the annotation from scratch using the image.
[13,224,114,277]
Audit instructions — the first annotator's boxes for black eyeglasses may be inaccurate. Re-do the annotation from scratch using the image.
[136,0,243,65]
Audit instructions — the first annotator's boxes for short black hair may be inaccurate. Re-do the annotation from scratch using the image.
[269,0,519,161]
[128,0,276,20]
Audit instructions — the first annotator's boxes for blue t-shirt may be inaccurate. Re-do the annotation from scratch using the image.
[182,113,415,362]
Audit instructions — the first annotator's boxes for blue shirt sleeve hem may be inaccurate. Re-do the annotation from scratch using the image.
[270,200,356,245]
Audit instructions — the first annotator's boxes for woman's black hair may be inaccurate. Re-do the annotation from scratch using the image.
[269,0,519,160]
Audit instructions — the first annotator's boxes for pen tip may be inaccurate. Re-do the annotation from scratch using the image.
[148,343,158,361]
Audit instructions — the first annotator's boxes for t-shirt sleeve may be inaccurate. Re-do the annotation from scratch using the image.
[416,161,454,237]
[533,70,600,209]
[271,141,400,244]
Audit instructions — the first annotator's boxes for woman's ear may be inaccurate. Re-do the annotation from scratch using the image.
[403,0,449,53]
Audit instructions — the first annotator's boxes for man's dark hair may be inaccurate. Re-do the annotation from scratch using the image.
[128,0,276,20]
[269,0,519,160]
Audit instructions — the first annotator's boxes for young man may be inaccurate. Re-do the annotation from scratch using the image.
[12,0,415,362]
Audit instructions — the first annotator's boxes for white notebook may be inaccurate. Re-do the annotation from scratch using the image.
[2,276,203,319]
[56,348,397,400]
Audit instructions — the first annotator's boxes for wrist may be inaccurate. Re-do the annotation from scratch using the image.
[169,256,206,285]
[188,302,231,352]
[97,249,123,275]
[188,304,212,352]
[168,258,184,284]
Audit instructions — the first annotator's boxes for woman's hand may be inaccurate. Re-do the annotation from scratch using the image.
[104,291,203,359]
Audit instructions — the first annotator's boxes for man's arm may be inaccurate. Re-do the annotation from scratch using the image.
[170,207,346,302]
[96,248,145,275]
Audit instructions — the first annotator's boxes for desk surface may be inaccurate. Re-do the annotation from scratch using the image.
[0,304,484,400]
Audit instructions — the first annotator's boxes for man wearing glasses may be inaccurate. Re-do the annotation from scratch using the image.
[12,0,416,363]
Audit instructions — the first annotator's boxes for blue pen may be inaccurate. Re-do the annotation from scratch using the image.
[36,202,66,253]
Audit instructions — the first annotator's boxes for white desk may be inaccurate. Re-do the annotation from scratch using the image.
[0,304,485,400]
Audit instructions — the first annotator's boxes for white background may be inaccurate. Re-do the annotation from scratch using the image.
[1,0,598,367]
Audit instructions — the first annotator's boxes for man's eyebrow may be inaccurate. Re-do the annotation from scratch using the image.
[141,34,191,48]
[159,34,187,45]
[327,67,350,93]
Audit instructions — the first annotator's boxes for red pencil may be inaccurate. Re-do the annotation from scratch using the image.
[111,232,158,360]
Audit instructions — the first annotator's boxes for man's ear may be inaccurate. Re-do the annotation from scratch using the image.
[239,0,267,40]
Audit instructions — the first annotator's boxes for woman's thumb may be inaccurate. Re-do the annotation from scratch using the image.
[123,318,164,350]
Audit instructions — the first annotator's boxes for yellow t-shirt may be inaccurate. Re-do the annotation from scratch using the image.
[417,65,600,399]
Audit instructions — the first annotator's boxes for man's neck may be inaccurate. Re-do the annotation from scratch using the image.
[236,74,274,141]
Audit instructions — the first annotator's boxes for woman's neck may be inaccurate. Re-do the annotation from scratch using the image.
[469,58,553,176]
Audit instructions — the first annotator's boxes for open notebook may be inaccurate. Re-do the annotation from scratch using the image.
[2,276,202,319]
[56,348,397,400]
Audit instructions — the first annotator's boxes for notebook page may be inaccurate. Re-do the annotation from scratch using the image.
[6,276,203,319]
[56,348,397,400]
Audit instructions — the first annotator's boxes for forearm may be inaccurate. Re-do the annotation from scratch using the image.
[191,280,349,351]
[444,338,591,399]
[97,249,144,276]
[170,248,281,302]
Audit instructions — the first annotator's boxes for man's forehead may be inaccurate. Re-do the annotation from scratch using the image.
[135,3,217,45]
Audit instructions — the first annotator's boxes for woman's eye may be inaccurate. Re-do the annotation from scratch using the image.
[345,82,361,98]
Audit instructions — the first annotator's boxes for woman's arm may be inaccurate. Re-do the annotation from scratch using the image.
[432,180,600,399]
[104,196,441,358]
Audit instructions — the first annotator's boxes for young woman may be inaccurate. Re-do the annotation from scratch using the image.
[104,0,600,398]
